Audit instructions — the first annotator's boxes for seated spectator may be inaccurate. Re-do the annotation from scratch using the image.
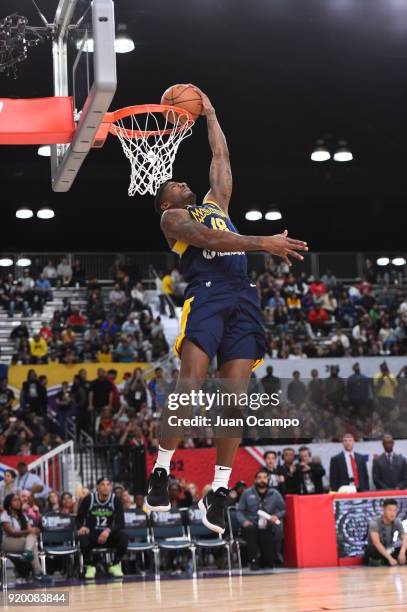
[309,277,327,297]
[42,260,57,284]
[97,343,113,363]
[9,281,30,318]
[130,282,151,314]
[308,303,330,330]
[57,257,73,286]
[122,313,140,336]
[76,478,128,579]
[114,338,136,363]
[331,326,350,351]
[286,292,301,318]
[29,334,48,364]
[109,283,128,315]
[72,259,86,286]
[60,491,76,515]
[45,490,61,513]
[236,469,286,570]
[1,493,47,581]
[0,469,17,509]
[152,331,169,359]
[364,499,407,566]
[67,309,87,332]
[15,461,50,501]
[35,273,52,302]
[62,326,76,346]
[321,290,338,314]
[39,321,53,343]
[19,490,42,526]
[79,341,96,363]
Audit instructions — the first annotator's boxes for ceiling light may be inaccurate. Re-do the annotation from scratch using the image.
[16,258,31,267]
[311,140,330,162]
[377,257,390,266]
[392,257,406,266]
[76,37,94,53]
[0,258,13,267]
[245,210,263,221]
[334,141,353,162]
[37,208,55,220]
[265,210,282,221]
[16,207,33,219]
[38,145,51,157]
[114,34,135,53]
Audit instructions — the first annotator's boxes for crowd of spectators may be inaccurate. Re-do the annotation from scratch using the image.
[257,258,407,359]
[2,255,407,367]
[0,256,171,366]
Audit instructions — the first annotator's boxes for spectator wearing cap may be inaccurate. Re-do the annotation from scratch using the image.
[236,469,286,570]
[373,434,407,491]
[329,433,369,492]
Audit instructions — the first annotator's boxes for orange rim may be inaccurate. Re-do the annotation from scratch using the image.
[106,104,194,138]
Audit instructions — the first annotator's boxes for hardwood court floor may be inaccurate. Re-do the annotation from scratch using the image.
[4,567,407,611]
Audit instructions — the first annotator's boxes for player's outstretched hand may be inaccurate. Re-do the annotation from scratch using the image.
[189,85,215,116]
[264,230,308,266]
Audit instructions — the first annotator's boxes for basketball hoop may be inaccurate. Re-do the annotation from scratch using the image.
[96,104,195,196]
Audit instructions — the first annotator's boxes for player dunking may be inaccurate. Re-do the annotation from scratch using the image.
[146,87,308,533]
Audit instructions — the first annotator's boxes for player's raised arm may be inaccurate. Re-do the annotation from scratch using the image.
[192,87,232,214]
[161,209,308,266]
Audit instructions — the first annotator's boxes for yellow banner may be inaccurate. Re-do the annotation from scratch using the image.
[8,362,151,391]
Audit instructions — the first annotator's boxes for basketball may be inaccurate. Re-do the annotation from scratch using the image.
[161,83,203,124]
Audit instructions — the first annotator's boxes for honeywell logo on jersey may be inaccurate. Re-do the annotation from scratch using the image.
[202,249,245,259]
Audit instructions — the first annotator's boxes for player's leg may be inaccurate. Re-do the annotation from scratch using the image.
[146,339,210,511]
[199,358,254,534]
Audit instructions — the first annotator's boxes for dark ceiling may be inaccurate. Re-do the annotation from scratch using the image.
[0,0,406,253]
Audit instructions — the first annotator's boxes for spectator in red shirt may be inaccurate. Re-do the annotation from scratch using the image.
[308,303,330,330]
[39,322,53,343]
[67,309,87,332]
[309,278,327,298]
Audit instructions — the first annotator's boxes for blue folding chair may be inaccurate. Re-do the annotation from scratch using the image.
[123,509,156,575]
[39,512,82,577]
[149,509,195,578]
[187,506,232,575]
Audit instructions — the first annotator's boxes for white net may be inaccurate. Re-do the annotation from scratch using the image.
[111,108,194,196]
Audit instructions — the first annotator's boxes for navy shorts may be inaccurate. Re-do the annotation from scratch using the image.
[174,277,266,370]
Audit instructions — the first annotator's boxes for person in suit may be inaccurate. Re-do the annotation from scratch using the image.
[329,433,369,492]
[373,434,407,491]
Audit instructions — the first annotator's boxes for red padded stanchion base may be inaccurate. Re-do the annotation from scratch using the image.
[0,97,75,144]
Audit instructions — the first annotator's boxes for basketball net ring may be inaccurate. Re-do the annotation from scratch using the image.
[99,104,195,197]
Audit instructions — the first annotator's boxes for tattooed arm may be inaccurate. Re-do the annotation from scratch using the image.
[161,209,308,266]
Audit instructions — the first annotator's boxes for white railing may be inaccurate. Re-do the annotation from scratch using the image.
[27,440,76,494]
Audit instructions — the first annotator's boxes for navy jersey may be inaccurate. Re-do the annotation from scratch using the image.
[172,199,247,283]
[76,491,124,532]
